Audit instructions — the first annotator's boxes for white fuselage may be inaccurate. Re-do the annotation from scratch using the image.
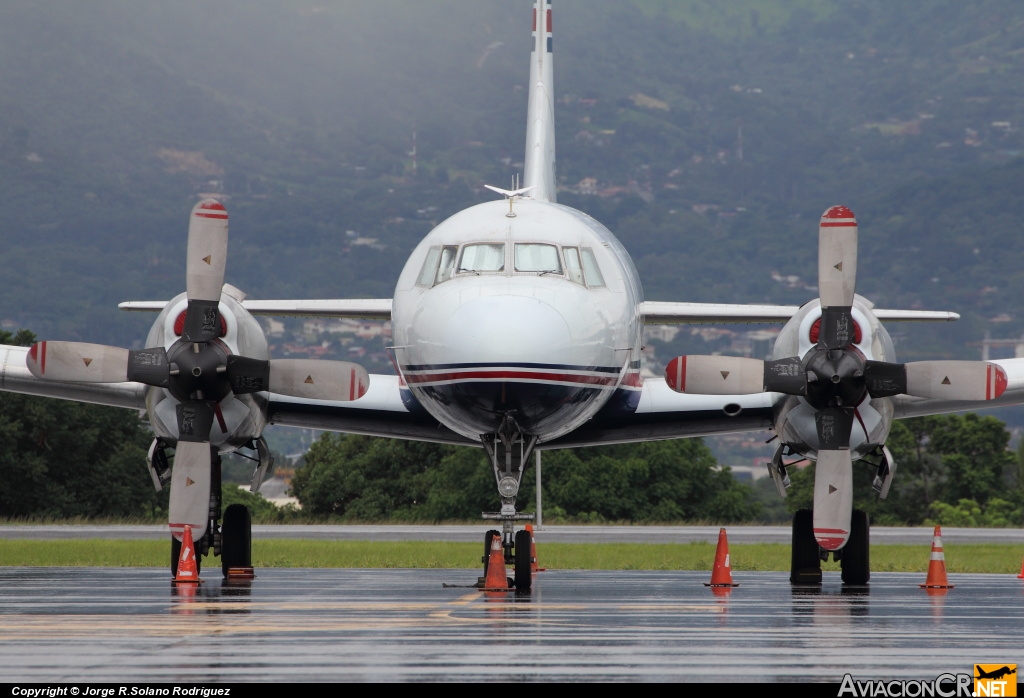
[392,198,643,442]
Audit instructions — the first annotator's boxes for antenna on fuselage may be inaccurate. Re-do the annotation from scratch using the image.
[484,182,536,218]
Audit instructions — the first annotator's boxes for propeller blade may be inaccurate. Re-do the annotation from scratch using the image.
[863,360,907,398]
[126,347,171,388]
[186,199,229,304]
[267,359,369,401]
[815,408,854,450]
[664,355,765,394]
[812,448,854,551]
[26,341,129,382]
[818,205,858,309]
[168,440,213,542]
[903,360,1008,401]
[226,355,271,395]
[763,357,807,395]
[176,401,215,443]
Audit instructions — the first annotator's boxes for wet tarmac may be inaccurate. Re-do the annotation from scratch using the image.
[0,567,1021,682]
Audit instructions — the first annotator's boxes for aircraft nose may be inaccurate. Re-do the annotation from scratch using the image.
[441,295,572,363]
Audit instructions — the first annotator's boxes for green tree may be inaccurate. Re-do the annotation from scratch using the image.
[0,330,161,519]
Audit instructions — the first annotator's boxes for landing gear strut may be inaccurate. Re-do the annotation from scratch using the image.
[168,446,252,577]
[481,415,536,590]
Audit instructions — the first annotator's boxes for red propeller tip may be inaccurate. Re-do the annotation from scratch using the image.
[193,199,228,220]
[665,356,686,392]
[989,364,1008,399]
[822,205,856,220]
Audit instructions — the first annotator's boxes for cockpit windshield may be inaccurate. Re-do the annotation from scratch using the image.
[458,243,505,272]
[416,241,607,288]
[515,243,562,273]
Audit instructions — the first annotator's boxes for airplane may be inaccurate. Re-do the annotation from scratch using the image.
[2,0,1024,588]
[975,666,1017,681]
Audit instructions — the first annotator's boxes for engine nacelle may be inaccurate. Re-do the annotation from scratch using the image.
[769,295,895,462]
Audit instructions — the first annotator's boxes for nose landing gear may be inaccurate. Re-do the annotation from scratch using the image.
[480,416,536,590]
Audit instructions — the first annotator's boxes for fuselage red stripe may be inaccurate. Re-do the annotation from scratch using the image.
[194,212,229,219]
[404,370,618,386]
[40,341,46,374]
[819,221,857,227]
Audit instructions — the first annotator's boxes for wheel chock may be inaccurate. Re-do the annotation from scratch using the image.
[919,525,954,589]
[173,525,202,585]
[704,527,739,588]
[226,567,255,580]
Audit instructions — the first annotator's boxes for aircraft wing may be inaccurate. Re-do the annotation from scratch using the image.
[266,374,472,446]
[1,342,469,445]
[547,355,1024,449]
[542,380,776,449]
[640,301,959,324]
[119,299,393,321]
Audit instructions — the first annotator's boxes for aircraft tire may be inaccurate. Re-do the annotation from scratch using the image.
[841,509,870,585]
[483,529,500,576]
[514,528,533,590]
[790,508,821,584]
[221,503,252,577]
[171,535,201,577]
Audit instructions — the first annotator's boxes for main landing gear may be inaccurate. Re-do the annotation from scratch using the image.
[790,507,870,586]
[480,416,536,590]
[155,439,255,579]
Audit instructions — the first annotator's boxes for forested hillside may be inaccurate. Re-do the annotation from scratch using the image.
[1,0,1022,359]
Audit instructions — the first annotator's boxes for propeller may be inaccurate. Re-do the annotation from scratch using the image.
[26,199,370,482]
[664,205,1007,549]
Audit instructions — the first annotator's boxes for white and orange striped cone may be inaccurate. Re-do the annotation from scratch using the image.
[173,525,201,585]
[526,524,546,573]
[705,528,739,588]
[919,525,954,589]
[482,533,509,591]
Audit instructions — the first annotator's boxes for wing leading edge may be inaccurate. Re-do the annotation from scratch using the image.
[640,301,959,325]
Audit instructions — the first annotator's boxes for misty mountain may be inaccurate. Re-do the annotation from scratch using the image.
[0,0,1022,360]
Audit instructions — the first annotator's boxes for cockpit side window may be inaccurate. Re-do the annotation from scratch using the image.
[436,245,458,284]
[580,248,606,287]
[459,243,505,272]
[563,247,584,285]
[416,247,441,287]
[515,243,562,274]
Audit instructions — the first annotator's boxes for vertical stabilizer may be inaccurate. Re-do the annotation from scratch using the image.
[524,0,556,202]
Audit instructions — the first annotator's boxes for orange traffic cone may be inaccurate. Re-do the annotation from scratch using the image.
[174,525,201,584]
[526,524,545,573]
[919,525,954,589]
[705,527,739,588]
[482,533,508,591]
[1016,553,1024,580]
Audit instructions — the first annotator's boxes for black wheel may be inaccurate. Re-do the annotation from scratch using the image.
[791,508,821,584]
[483,529,500,575]
[171,534,201,577]
[514,529,533,590]
[841,509,870,585]
[221,503,252,577]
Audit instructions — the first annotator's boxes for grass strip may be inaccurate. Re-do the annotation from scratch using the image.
[1,540,1022,574]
